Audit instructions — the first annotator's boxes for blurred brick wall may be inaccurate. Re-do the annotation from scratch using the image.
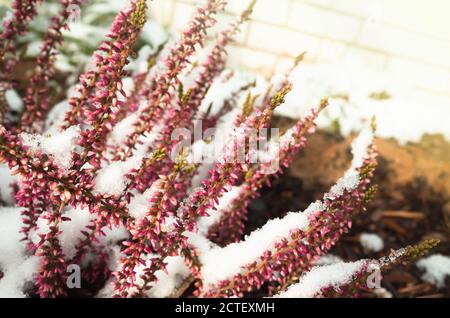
[150,0,450,102]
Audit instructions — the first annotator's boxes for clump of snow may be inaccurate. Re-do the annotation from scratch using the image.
[416,254,450,288]
[0,208,28,272]
[94,155,142,196]
[98,253,190,298]
[359,233,384,253]
[5,89,23,112]
[20,126,81,170]
[200,211,309,288]
[197,70,260,117]
[275,260,367,298]
[127,179,163,220]
[324,125,373,200]
[186,232,217,256]
[45,100,70,129]
[0,207,39,297]
[349,125,374,170]
[314,254,343,266]
[109,114,139,146]
[303,201,327,218]
[0,256,39,298]
[146,256,191,298]
[98,224,129,249]
[30,205,128,262]
[0,164,18,205]
[59,207,95,259]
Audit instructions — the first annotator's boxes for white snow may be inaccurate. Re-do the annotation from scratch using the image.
[109,114,139,146]
[45,99,70,129]
[126,180,163,220]
[0,164,18,205]
[200,211,310,288]
[274,260,367,298]
[186,232,217,255]
[359,233,384,253]
[146,256,191,298]
[20,126,81,170]
[59,207,95,259]
[275,63,450,144]
[93,155,143,196]
[314,254,343,266]
[197,71,259,117]
[28,204,128,261]
[5,89,23,112]
[324,125,373,200]
[0,207,39,297]
[416,254,450,288]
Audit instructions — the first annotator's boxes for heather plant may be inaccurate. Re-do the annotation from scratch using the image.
[0,0,439,298]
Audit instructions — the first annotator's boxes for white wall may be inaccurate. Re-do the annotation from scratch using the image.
[150,0,450,104]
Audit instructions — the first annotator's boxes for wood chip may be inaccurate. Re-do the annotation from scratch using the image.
[382,210,426,220]
[417,293,445,298]
[382,219,408,236]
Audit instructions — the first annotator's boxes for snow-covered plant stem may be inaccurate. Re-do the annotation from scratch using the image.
[112,0,227,161]
[195,125,378,297]
[275,239,440,298]
[208,99,328,245]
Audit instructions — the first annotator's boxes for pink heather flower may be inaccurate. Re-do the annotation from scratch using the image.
[208,100,328,245]
[112,0,227,162]
[118,84,293,295]
[20,1,85,133]
[0,0,434,300]
[71,0,148,172]
[116,0,256,193]
[0,0,43,124]
[0,0,42,77]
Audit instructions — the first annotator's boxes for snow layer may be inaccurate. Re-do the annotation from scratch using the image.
[324,125,373,200]
[127,180,163,221]
[275,63,450,144]
[146,256,191,298]
[94,155,142,196]
[20,126,81,170]
[359,233,384,253]
[0,164,18,205]
[416,254,450,288]
[275,260,367,298]
[200,211,310,287]
[314,254,343,266]
[5,89,23,112]
[0,207,39,297]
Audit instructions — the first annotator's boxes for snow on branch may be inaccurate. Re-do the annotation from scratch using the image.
[196,124,375,296]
